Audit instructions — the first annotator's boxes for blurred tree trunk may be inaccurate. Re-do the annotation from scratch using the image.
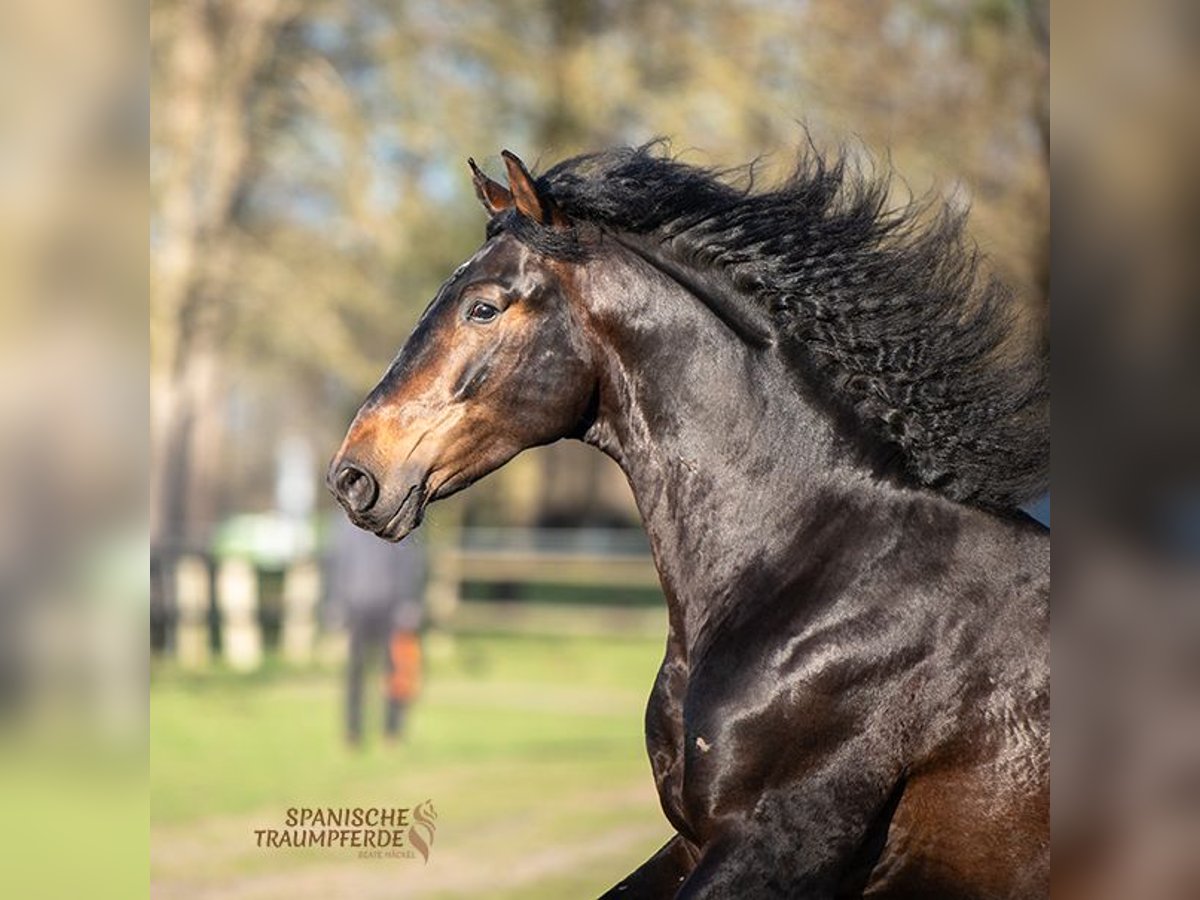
[537,0,591,149]
[151,0,298,544]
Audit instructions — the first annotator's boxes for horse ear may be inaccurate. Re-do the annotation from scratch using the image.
[468,157,513,217]
[501,150,568,226]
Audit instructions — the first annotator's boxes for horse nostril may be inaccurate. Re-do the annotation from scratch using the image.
[333,463,378,514]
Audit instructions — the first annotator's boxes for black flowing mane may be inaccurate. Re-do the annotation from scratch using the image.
[495,142,1049,511]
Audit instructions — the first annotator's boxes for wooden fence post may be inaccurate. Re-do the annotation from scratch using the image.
[217,559,261,671]
[281,559,320,665]
[174,554,210,669]
[426,544,461,626]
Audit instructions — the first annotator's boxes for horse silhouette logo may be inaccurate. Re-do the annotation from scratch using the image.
[407,799,437,863]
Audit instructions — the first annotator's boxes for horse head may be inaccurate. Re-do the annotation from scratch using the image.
[327,152,594,541]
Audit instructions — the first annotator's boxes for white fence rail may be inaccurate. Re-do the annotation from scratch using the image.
[151,529,660,669]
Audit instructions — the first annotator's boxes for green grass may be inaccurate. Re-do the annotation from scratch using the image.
[151,631,672,899]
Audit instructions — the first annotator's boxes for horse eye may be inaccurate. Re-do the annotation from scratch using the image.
[466,300,499,323]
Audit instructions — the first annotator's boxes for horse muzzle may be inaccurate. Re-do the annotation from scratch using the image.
[326,456,430,542]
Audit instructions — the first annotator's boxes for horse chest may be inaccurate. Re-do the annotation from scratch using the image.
[645,633,838,843]
[645,642,691,836]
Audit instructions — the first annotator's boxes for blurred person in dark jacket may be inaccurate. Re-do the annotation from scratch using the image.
[328,515,426,746]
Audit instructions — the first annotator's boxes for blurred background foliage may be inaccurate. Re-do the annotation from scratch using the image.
[150,0,1049,546]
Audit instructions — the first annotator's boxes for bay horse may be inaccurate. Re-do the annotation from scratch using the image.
[328,144,1049,898]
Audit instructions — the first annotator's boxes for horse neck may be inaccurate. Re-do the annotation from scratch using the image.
[577,250,876,649]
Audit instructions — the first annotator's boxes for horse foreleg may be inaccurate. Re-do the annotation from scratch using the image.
[598,833,699,899]
[673,762,902,900]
